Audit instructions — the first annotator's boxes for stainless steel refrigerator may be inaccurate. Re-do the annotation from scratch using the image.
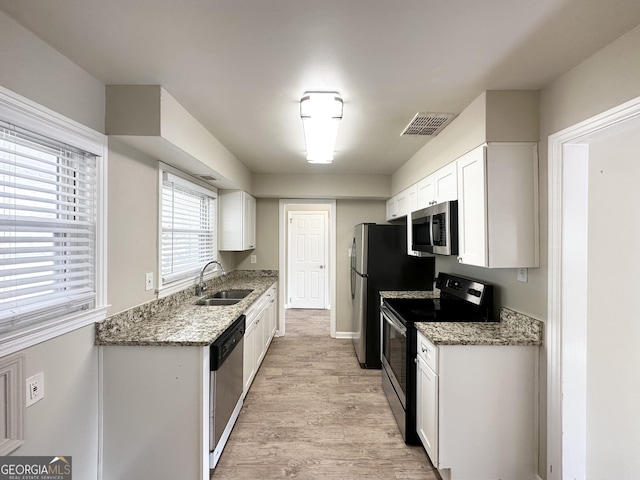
[350,223,435,369]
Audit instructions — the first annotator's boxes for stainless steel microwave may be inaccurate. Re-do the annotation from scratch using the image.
[409,200,458,256]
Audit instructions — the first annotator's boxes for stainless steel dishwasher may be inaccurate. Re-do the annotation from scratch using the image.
[210,314,245,468]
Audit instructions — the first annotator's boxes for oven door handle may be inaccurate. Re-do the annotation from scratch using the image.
[381,307,407,336]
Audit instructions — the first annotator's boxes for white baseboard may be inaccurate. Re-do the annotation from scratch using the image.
[334,331,355,339]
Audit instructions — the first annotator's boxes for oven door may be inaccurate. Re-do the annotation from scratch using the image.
[381,306,407,407]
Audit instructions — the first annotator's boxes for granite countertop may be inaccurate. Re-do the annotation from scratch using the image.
[415,307,543,346]
[380,290,439,299]
[381,290,542,346]
[95,270,278,347]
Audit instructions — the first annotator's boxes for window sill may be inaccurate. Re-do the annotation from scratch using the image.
[0,306,109,357]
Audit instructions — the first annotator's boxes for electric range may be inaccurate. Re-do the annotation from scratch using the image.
[380,272,495,444]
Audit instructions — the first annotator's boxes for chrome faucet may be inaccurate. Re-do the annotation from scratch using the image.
[196,260,226,296]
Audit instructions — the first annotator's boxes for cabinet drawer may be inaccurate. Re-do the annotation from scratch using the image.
[417,332,438,373]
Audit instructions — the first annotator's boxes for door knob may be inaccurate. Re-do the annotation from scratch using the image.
[320,265,324,269]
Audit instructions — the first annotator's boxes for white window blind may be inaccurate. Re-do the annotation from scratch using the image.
[0,121,98,332]
[161,172,216,285]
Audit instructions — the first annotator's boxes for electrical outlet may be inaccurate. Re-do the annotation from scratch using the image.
[517,268,528,283]
[26,372,45,407]
[250,255,257,264]
[145,272,154,291]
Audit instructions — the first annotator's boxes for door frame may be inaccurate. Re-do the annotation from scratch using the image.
[547,94,640,479]
[287,210,329,309]
[278,199,337,338]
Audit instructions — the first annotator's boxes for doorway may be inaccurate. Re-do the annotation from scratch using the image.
[278,199,337,338]
[547,95,640,479]
[287,211,328,309]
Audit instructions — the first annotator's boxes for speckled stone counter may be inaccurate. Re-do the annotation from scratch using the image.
[380,290,439,299]
[95,270,278,347]
[415,307,543,346]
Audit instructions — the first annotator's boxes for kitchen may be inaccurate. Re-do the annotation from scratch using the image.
[0,2,640,480]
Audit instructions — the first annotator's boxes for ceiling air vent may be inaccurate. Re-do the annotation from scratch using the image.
[198,174,218,182]
[400,112,456,136]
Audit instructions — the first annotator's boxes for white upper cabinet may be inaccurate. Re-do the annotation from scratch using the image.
[416,162,458,210]
[456,143,539,268]
[219,190,256,251]
[386,185,416,221]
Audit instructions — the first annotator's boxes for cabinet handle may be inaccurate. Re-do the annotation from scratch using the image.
[457,256,462,262]
[421,347,428,353]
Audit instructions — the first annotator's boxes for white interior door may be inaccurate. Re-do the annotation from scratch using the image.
[288,212,327,309]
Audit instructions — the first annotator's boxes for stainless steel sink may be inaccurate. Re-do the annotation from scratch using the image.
[208,289,253,299]
[196,298,241,306]
[195,289,253,306]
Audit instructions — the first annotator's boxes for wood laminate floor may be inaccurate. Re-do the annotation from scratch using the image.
[211,309,440,479]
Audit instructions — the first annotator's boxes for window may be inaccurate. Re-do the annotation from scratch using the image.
[0,87,107,356]
[159,167,216,295]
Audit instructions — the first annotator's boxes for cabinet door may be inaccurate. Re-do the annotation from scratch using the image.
[268,296,277,339]
[255,310,267,367]
[243,320,256,394]
[396,189,409,218]
[433,161,457,203]
[416,175,434,209]
[407,185,418,214]
[243,192,256,250]
[416,355,439,466]
[456,146,487,266]
[386,197,398,221]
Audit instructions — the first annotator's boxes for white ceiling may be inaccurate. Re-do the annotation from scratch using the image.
[2,0,640,175]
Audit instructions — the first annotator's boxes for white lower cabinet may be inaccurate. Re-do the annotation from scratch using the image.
[415,331,538,480]
[416,353,438,463]
[243,284,277,397]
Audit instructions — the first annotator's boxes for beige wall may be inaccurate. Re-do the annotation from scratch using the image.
[235,198,279,270]
[335,200,386,333]
[253,172,391,199]
[0,11,104,133]
[392,90,539,195]
[107,138,159,315]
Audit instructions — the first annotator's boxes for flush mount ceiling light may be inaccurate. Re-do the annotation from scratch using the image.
[300,92,343,164]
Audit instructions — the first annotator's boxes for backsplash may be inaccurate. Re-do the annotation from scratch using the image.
[499,307,544,343]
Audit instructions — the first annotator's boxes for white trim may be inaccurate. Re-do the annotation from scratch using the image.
[156,162,219,296]
[0,85,108,355]
[0,306,109,358]
[334,331,355,339]
[96,346,104,480]
[0,86,106,155]
[0,354,24,456]
[200,346,209,478]
[547,94,640,479]
[278,199,337,338]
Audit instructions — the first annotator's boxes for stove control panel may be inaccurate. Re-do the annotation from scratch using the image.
[436,273,492,307]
